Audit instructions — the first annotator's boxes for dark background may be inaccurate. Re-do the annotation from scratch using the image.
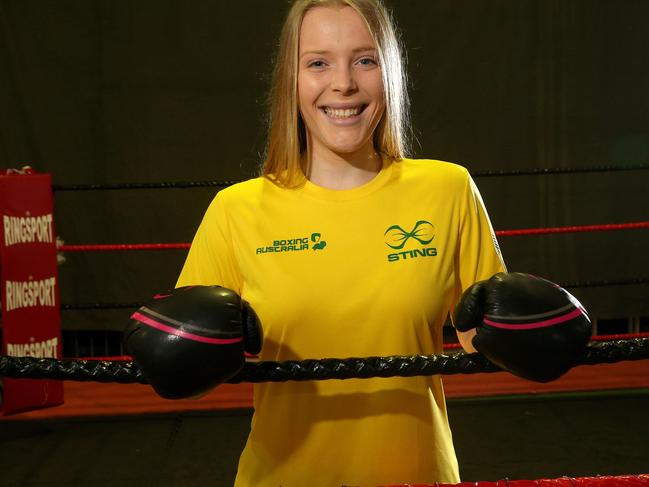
[3,393,649,486]
[1,0,648,335]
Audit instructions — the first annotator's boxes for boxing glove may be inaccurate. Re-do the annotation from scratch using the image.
[453,272,592,382]
[123,285,262,399]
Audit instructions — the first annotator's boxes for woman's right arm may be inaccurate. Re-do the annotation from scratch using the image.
[176,192,242,293]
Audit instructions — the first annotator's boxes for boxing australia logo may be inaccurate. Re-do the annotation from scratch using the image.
[256,232,327,254]
[384,220,437,262]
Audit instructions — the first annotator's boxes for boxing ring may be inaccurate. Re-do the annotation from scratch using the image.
[385,476,649,486]
[1,163,648,486]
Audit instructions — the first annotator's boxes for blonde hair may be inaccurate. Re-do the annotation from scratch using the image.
[261,0,410,187]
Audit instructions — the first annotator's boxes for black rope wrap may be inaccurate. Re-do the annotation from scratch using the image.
[52,164,649,192]
[52,180,240,191]
[578,338,649,365]
[1,339,648,385]
[232,353,500,383]
[470,164,649,178]
[59,277,649,311]
[0,356,147,383]
[561,277,649,289]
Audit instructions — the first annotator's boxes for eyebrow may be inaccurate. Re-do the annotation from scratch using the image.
[299,46,377,58]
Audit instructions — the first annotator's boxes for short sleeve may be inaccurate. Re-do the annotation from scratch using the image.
[452,169,506,309]
[176,192,243,293]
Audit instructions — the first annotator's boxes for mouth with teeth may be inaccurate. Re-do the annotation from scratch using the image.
[321,105,367,119]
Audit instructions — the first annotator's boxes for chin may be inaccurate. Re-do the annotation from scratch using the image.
[324,137,371,155]
[329,145,363,155]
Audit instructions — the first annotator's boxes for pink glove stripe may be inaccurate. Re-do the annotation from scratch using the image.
[483,307,583,330]
[132,312,243,345]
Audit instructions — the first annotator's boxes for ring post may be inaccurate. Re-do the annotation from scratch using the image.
[0,168,64,415]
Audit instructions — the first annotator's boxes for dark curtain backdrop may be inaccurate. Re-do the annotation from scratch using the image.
[1,0,647,332]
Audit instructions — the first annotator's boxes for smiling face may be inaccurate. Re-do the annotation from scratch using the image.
[297,5,385,160]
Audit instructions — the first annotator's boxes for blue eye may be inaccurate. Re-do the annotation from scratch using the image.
[308,60,326,68]
[358,57,377,66]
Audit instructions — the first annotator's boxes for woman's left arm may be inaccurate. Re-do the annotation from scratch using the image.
[452,169,506,352]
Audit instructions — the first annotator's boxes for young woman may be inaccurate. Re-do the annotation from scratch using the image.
[177,0,504,485]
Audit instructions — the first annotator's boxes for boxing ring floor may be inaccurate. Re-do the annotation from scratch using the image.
[1,390,648,486]
[1,362,648,487]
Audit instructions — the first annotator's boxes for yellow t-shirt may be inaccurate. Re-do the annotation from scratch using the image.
[177,158,505,487]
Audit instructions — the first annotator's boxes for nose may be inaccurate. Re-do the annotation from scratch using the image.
[331,64,357,94]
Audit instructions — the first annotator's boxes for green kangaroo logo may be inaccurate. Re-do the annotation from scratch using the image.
[311,232,327,251]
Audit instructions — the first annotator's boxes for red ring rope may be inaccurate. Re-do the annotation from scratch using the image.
[441,333,649,350]
[58,243,190,252]
[382,474,649,486]
[590,332,649,342]
[70,333,649,360]
[57,221,649,252]
[495,221,649,237]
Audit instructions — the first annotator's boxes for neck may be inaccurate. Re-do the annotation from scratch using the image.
[304,144,382,190]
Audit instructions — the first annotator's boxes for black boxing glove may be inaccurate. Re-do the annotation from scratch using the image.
[452,272,592,382]
[123,285,262,399]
